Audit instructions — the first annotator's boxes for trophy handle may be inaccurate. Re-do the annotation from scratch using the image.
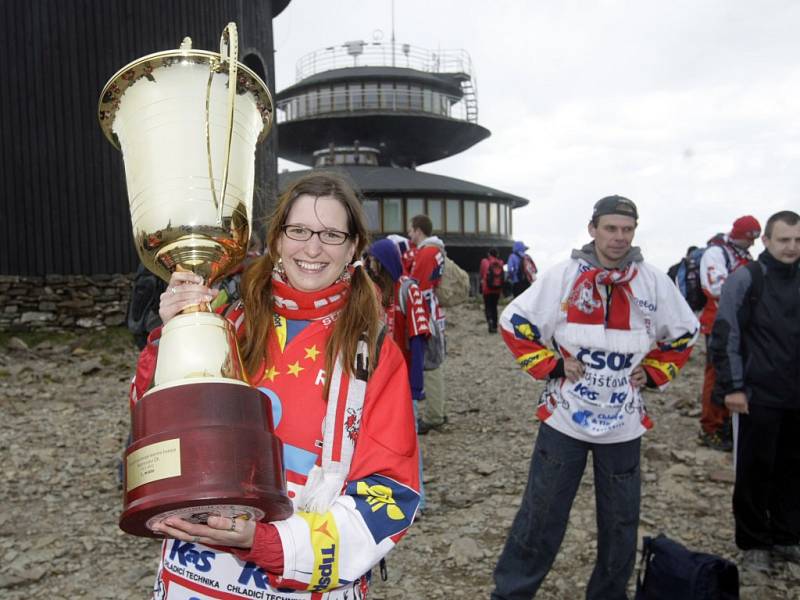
[206,22,239,228]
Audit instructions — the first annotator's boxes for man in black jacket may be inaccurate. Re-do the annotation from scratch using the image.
[710,210,800,573]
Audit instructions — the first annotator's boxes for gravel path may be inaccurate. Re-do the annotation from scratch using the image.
[1,301,798,599]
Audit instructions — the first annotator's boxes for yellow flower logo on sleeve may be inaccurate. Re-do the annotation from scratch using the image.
[356,482,406,521]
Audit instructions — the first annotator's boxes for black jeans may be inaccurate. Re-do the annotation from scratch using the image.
[483,292,500,331]
[734,404,800,549]
[492,423,641,600]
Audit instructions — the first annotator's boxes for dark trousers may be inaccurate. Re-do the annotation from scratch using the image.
[734,404,800,549]
[492,423,641,600]
[483,292,500,332]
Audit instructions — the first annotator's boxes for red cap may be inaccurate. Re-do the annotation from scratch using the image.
[730,215,761,240]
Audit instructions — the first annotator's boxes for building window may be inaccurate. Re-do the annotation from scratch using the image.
[364,83,378,109]
[446,199,460,232]
[478,202,488,232]
[383,197,403,232]
[410,85,423,111]
[351,83,363,110]
[406,198,424,224]
[396,83,410,110]
[423,89,432,113]
[319,87,332,113]
[428,199,443,231]
[363,199,380,232]
[499,202,507,235]
[464,200,476,232]
[306,90,317,115]
[490,203,499,234]
[380,82,394,110]
[333,84,347,111]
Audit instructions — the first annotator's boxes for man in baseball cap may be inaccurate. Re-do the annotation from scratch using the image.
[491,194,699,598]
[698,215,761,451]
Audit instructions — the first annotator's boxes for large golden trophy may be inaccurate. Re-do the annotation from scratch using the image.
[98,23,292,537]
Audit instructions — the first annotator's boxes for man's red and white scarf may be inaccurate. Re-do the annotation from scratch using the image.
[562,263,651,353]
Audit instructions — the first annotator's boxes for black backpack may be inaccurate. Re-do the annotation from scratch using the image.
[675,235,733,312]
[486,261,505,290]
[635,534,739,599]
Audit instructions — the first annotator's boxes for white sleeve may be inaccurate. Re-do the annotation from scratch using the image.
[699,246,729,299]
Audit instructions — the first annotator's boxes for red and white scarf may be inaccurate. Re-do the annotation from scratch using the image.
[269,271,370,513]
[271,274,349,320]
[562,263,651,353]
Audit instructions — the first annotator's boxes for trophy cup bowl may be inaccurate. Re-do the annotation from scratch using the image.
[98,24,293,537]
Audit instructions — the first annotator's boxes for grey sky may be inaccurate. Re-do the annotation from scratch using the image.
[274,0,800,269]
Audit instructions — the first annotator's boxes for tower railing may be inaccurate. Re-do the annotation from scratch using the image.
[276,87,472,123]
[296,42,472,80]
[293,42,479,122]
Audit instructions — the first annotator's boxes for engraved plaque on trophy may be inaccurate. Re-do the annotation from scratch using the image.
[98,23,292,537]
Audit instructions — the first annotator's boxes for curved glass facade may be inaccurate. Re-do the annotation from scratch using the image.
[277,80,469,123]
[361,195,512,237]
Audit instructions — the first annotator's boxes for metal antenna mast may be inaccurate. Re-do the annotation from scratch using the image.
[391,0,396,67]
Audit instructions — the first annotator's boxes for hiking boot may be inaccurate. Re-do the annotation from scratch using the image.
[698,429,733,452]
[418,417,446,435]
[742,549,771,573]
[773,544,800,563]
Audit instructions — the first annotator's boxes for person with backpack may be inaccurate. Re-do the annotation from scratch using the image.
[507,240,537,297]
[709,210,800,573]
[491,195,699,599]
[407,214,448,434]
[480,248,506,333]
[366,238,431,514]
[698,215,761,451]
[668,245,706,312]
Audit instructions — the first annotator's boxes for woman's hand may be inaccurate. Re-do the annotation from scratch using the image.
[151,515,255,549]
[158,272,218,324]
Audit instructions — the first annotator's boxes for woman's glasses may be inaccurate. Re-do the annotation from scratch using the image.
[281,225,351,246]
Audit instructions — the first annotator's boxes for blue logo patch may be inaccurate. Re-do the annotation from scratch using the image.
[346,475,418,543]
[572,410,593,428]
[510,314,542,342]
[168,540,215,573]
[576,348,633,371]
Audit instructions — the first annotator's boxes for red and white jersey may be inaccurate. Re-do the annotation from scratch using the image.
[385,276,430,358]
[499,257,699,444]
[699,236,751,334]
[133,314,420,599]
[408,237,446,330]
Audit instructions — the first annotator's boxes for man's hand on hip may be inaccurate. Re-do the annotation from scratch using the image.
[564,357,586,382]
[725,391,749,414]
[630,365,647,389]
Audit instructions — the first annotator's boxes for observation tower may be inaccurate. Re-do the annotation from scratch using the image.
[275,40,528,269]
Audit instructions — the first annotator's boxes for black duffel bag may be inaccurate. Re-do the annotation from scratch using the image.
[635,534,739,599]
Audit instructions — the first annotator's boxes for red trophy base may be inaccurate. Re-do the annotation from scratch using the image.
[120,382,293,538]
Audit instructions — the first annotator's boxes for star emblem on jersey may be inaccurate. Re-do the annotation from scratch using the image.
[304,345,321,361]
[287,361,304,377]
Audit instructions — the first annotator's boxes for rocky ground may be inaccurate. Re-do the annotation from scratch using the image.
[1,300,799,599]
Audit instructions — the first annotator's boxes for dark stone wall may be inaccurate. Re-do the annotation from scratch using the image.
[1,0,281,277]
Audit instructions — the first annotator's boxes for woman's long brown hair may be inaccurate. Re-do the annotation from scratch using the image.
[240,172,381,397]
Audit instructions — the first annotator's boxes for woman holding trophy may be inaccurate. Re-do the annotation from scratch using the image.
[132,173,421,599]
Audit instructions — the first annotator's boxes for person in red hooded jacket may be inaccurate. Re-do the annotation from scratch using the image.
[479,247,505,333]
[698,215,761,451]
